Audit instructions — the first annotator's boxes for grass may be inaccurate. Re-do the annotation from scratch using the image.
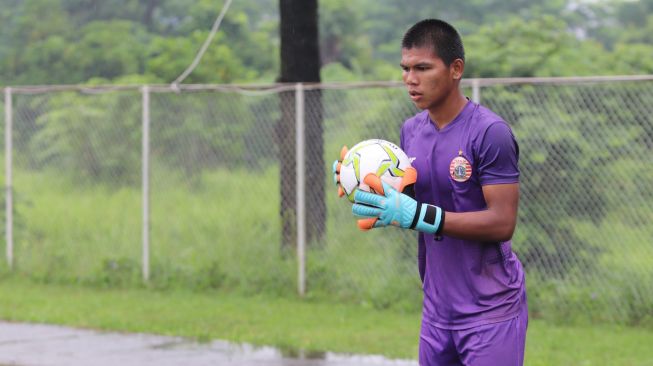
[0,277,419,359]
[5,167,653,325]
[8,167,424,310]
[1,277,653,365]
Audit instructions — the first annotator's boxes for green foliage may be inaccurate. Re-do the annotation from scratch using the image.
[20,36,73,84]
[479,82,653,285]
[0,0,278,85]
[70,20,149,81]
[465,15,613,77]
[320,0,374,76]
[2,0,653,85]
[527,263,653,327]
[8,163,421,310]
[146,32,253,83]
[149,92,273,183]
[25,91,141,184]
[62,0,144,25]
[0,0,72,84]
[8,86,282,187]
[320,63,359,82]
[97,257,140,288]
[612,42,653,74]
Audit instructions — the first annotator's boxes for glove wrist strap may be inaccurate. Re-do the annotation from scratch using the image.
[411,203,445,235]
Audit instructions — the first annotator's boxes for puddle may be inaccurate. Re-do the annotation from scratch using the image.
[0,321,417,366]
[146,337,416,365]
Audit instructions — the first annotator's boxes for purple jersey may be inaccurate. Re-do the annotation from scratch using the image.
[400,100,526,329]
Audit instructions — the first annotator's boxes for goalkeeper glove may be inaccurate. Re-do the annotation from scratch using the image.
[332,145,349,198]
[352,170,445,235]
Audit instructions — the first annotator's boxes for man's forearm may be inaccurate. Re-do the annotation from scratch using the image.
[441,209,517,242]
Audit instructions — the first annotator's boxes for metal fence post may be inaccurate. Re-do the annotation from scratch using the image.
[4,87,13,270]
[141,85,150,282]
[295,83,306,297]
[472,78,481,103]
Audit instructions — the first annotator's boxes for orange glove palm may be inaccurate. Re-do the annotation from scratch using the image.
[332,146,349,197]
[354,167,418,230]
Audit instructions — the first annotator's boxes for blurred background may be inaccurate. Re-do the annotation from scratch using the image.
[0,0,652,364]
[2,0,653,84]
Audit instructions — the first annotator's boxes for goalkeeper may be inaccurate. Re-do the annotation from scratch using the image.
[335,19,527,366]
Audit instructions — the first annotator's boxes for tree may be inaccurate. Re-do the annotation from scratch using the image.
[69,20,149,81]
[27,88,142,184]
[0,0,72,85]
[278,0,324,252]
[145,31,251,83]
[464,15,612,78]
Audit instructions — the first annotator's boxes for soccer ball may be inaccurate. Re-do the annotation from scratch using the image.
[339,139,413,202]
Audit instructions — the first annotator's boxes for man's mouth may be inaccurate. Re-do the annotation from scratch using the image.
[409,90,422,101]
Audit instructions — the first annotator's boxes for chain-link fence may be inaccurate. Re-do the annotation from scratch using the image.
[1,76,652,325]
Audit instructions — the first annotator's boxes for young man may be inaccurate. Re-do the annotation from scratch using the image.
[335,19,527,366]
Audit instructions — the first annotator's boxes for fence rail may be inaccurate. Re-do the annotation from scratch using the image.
[1,76,652,324]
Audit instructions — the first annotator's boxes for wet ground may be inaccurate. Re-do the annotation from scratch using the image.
[0,321,418,366]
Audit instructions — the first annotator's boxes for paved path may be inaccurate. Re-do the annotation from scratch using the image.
[0,321,417,366]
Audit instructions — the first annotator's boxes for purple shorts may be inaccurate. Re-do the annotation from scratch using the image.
[418,304,528,366]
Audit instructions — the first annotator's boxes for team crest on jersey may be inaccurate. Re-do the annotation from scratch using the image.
[450,155,472,182]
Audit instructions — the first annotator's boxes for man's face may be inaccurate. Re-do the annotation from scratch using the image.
[400,46,457,111]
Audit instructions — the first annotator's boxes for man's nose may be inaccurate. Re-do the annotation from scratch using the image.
[404,70,418,85]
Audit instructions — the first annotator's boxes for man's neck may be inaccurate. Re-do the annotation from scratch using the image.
[428,92,468,130]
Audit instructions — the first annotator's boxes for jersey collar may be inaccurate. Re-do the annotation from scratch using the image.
[427,99,475,132]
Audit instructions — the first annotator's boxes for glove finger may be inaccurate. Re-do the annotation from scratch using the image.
[357,218,377,231]
[338,185,345,197]
[399,167,417,192]
[340,145,349,160]
[354,189,385,208]
[332,160,342,186]
[352,203,383,217]
[363,173,385,195]
[374,219,388,228]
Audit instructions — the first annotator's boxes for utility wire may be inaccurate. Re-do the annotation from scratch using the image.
[171,0,233,88]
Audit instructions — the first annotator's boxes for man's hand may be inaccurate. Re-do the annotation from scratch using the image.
[352,170,445,234]
[332,146,348,197]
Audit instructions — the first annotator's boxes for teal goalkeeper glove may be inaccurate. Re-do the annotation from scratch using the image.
[352,171,445,234]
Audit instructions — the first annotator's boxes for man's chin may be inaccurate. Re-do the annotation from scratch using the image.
[413,101,428,110]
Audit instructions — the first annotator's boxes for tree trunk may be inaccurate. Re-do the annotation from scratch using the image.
[278,0,324,252]
[142,0,159,31]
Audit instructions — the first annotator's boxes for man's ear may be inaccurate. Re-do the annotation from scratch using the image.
[450,58,464,80]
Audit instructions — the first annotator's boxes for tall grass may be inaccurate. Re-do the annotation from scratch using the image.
[526,219,653,327]
[3,166,653,323]
[5,167,421,308]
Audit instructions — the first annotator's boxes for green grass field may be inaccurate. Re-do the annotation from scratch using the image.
[1,278,652,365]
[6,167,653,325]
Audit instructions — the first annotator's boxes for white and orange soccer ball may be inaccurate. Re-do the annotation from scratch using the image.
[338,139,414,202]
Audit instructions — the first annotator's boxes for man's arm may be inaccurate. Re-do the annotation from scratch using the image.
[442,183,519,242]
[353,177,518,242]
[353,122,520,240]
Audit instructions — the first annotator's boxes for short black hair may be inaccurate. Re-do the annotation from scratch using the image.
[401,19,465,66]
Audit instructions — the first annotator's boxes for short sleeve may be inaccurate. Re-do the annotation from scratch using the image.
[477,122,520,185]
